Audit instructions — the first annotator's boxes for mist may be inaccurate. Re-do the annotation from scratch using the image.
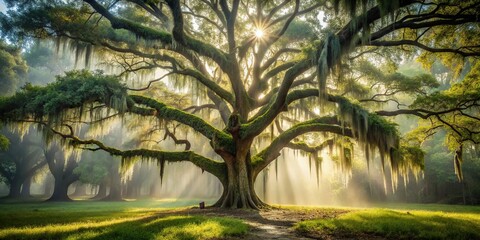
[0,39,477,207]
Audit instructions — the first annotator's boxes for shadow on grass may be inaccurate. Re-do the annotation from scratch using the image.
[0,210,146,229]
[295,209,480,239]
[0,214,247,240]
[0,199,214,229]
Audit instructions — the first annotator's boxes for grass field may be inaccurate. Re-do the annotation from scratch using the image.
[0,199,248,240]
[294,204,480,239]
[1,199,480,239]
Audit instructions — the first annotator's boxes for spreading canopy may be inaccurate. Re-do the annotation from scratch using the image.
[0,0,479,208]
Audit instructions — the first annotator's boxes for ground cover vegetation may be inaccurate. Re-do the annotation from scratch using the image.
[0,201,479,239]
[0,0,479,210]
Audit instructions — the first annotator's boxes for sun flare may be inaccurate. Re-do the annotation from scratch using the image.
[254,28,265,38]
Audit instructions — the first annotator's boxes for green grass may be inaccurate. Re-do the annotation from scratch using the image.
[295,207,480,239]
[366,203,480,213]
[0,199,247,240]
[0,199,212,228]
[3,199,480,239]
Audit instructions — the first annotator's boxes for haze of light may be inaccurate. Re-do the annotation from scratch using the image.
[254,28,265,38]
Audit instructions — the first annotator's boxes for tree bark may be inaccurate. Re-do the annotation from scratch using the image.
[7,177,22,199]
[213,141,265,209]
[124,179,141,199]
[102,167,123,201]
[43,175,54,197]
[101,159,123,201]
[48,179,70,201]
[214,160,264,209]
[20,175,32,199]
[92,181,107,200]
[47,152,79,202]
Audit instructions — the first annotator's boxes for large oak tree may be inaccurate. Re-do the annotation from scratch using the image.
[0,0,479,208]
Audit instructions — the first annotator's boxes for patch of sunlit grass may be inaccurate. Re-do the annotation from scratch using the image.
[366,203,480,213]
[277,202,480,213]
[0,199,215,228]
[0,214,247,240]
[0,200,247,240]
[144,216,248,240]
[295,209,480,239]
[0,215,149,239]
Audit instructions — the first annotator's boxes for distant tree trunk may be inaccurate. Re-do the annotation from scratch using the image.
[49,179,70,201]
[121,182,127,198]
[102,163,122,201]
[149,182,155,198]
[20,175,32,198]
[125,179,141,199]
[43,175,54,197]
[46,148,79,202]
[92,181,107,200]
[7,177,22,199]
[125,183,136,199]
[1,130,46,200]
[71,182,88,197]
[123,166,143,199]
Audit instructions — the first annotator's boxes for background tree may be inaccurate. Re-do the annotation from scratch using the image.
[0,40,27,96]
[22,40,74,86]
[0,0,479,208]
[103,157,123,201]
[44,143,80,201]
[0,127,46,199]
[74,152,110,199]
[0,134,8,151]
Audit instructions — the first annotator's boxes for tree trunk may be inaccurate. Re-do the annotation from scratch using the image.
[20,176,32,199]
[46,149,79,202]
[48,178,71,201]
[102,168,122,201]
[7,177,22,199]
[43,175,54,197]
[71,182,88,197]
[213,143,265,209]
[92,181,107,200]
[125,184,140,199]
[100,155,123,201]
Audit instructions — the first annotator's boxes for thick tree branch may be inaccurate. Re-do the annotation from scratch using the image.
[243,59,312,139]
[260,48,301,72]
[370,40,480,57]
[83,0,171,42]
[244,1,419,140]
[129,95,231,143]
[254,74,316,108]
[163,127,191,151]
[84,0,232,73]
[265,0,300,47]
[46,125,227,182]
[219,0,240,52]
[368,14,480,46]
[247,0,300,100]
[286,139,334,153]
[127,0,170,27]
[183,104,217,114]
[252,116,350,175]
[176,69,235,105]
[260,61,298,83]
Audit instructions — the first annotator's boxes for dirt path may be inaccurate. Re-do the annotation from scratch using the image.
[159,208,349,239]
